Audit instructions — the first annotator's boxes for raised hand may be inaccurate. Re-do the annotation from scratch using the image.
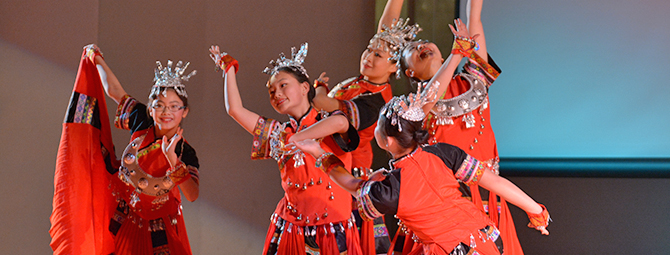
[83,44,103,63]
[162,127,184,167]
[209,45,239,74]
[316,72,330,85]
[209,45,223,64]
[448,18,478,40]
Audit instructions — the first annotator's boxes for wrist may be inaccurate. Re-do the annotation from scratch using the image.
[216,53,239,74]
[527,204,551,228]
[84,45,103,63]
[313,80,329,92]
[315,152,342,174]
[168,161,190,186]
[451,36,478,58]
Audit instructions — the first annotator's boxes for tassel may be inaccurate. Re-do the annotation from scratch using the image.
[463,113,475,129]
[436,116,454,125]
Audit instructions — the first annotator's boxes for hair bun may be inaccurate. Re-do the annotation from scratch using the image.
[413,129,429,144]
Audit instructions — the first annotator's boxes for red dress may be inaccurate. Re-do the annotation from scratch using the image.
[328,76,394,255]
[329,76,393,169]
[421,54,523,254]
[357,143,501,255]
[251,107,363,255]
[110,95,200,255]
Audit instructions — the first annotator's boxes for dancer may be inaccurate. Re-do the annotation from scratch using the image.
[295,90,550,255]
[210,43,363,255]
[92,45,200,254]
[309,0,410,253]
[399,0,526,253]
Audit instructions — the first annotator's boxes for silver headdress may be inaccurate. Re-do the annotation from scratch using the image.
[383,80,439,131]
[263,42,309,78]
[369,18,422,78]
[151,60,197,98]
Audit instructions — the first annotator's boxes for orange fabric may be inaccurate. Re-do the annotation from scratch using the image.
[500,198,523,255]
[331,77,393,254]
[393,147,497,254]
[359,219,375,255]
[254,109,363,253]
[277,226,307,255]
[346,223,364,255]
[316,227,341,255]
[50,50,118,254]
[108,128,192,254]
[261,222,277,255]
[424,74,524,255]
[331,76,393,169]
[111,215,191,255]
[488,190,499,226]
[424,77,497,161]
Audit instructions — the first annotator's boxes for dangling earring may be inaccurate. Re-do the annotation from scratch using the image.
[408,70,415,77]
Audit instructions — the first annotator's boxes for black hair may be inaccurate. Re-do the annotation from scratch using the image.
[377,101,429,149]
[272,66,315,102]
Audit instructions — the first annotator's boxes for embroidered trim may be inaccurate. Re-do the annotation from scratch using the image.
[339,100,360,130]
[72,93,97,124]
[464,53,500,86]
[356,181,384,221]
[114,94,136,130]
[455,155,485,185]
[168,162,190,186]
[373,223,389,237]
[251,117,280,160]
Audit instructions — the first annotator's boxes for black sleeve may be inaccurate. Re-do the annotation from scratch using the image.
[330,111,360,152]
[351,92,386,131]
[368,169,401,215]
[176,141,199,169]
[422,143,469,175]
[486,53,502,74]
[127,103,154,134]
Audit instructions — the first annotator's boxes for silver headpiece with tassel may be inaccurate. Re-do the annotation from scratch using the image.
[369,18,422,78]
[383,80,439,131]
[151,60,196,98]
[263,42,309,78]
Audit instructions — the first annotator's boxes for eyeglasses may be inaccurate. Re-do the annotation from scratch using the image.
[151,103,186,112]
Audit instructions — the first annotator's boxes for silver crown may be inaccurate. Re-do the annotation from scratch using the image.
[383,80,439,131]
[369,18,422,78]
[151,60,196,98]
[263,42,309,78]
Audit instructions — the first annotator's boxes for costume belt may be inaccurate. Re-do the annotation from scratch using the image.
[430,73,488,126]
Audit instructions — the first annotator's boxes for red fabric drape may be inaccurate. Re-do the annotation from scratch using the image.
[359,220,375,255]
[49,50,118,254]
[499,198,523,255]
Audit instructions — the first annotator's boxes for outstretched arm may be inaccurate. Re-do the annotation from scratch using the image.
[210,46,261,134]
[378,0,405,32]
[85,45,127,104]
[467,0,488,62]
[478,170,550,235]
[420,19,473,114]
